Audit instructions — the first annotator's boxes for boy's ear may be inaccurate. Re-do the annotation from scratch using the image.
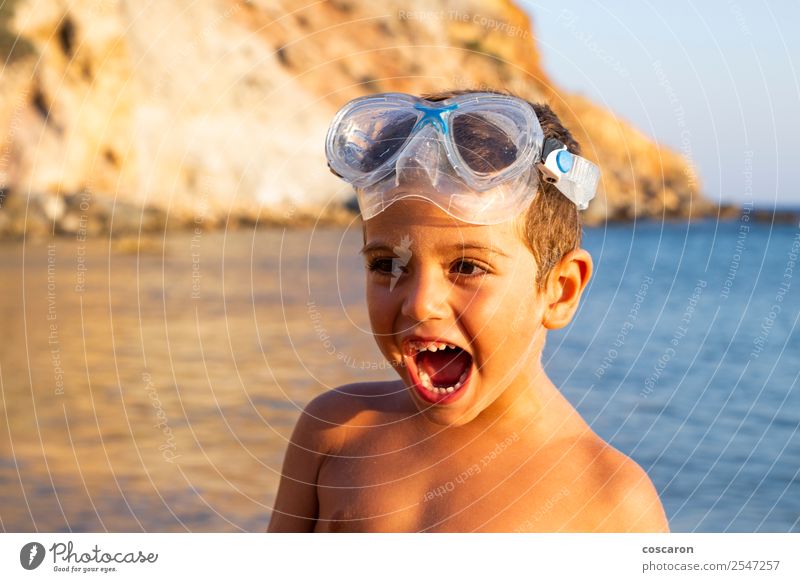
[542,249,593,329]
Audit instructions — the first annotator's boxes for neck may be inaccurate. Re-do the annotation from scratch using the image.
[476,359,552,431]
[466,342,585,443]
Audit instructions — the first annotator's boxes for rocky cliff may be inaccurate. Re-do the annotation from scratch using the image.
[0,0,729,237]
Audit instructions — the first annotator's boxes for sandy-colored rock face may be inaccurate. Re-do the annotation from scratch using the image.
[0,0,715,236]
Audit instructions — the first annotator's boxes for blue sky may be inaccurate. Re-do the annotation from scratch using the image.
[524,1,800,208]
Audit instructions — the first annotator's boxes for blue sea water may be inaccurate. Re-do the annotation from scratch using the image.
[546,219,800,532]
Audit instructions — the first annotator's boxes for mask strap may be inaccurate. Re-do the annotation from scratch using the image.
[536,138,600,210]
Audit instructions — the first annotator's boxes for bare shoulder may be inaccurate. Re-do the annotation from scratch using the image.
[267,381,403,532]
[294,380,407,454]
[559,434,669,532]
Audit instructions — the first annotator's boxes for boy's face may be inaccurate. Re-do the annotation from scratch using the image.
[362,197,552,427]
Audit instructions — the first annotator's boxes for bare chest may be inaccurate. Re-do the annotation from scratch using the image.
[314,434,581,532]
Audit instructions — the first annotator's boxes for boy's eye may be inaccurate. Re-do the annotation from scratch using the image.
[367,257,396,275]
[451,259,488,277]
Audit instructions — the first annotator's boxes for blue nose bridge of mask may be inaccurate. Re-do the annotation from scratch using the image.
[412,102,458,135]
[394,103,460,189]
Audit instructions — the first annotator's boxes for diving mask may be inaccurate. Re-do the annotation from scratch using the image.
[325,92,600,224]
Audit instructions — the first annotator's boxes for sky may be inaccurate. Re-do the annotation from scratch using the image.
[523,0,800,208]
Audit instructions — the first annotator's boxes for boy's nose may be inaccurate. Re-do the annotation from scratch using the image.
[400,269,451,322]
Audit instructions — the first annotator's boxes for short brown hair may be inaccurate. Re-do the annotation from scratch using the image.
[421,89,583,292]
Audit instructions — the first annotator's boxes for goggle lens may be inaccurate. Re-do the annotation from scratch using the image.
[452,111,520,174]
[337,109,418,174]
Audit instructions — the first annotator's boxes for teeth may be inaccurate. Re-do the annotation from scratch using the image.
[416,370,469,395]
[408,341,460,354]
[419,370,432,390]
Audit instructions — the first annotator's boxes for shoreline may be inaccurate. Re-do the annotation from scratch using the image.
[1,191,798,242]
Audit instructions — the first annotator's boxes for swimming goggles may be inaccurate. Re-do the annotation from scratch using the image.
[325,92,600,224]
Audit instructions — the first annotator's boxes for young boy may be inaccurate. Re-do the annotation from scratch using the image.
[268,90,669,532]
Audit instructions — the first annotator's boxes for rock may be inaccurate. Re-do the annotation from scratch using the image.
[0,0,734,238]
[752,209,800,225]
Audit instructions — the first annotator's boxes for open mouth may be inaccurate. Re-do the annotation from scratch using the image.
[404,339,474,404]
